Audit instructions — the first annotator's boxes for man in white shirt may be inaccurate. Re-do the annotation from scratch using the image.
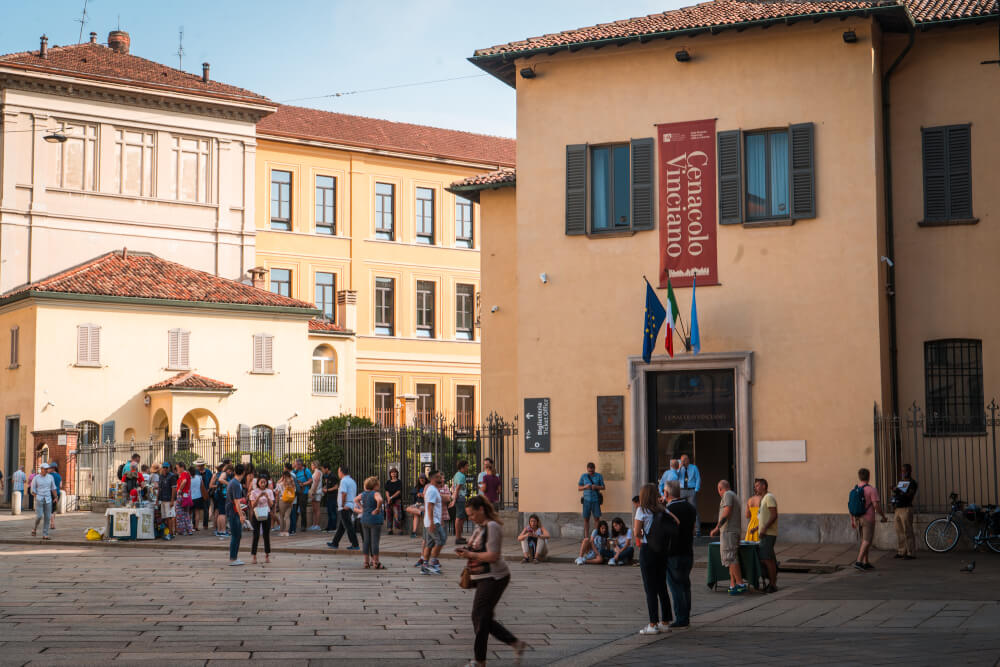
[420,470,446,575]
[326,466,359,550]
[30,463,58,539]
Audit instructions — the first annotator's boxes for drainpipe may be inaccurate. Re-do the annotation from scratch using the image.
[881,23,915,419]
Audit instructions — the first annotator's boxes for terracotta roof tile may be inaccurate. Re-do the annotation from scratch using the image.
[906,0,997,22]
[0,41,271,105]
[257,105,515,167]
[308,319,346,333]
[2,250,317,311]
[146,371,234,392]
[450,169,516,189]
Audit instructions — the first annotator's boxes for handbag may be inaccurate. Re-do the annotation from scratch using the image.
[254,505,270,520]
[179,491,193,509]
[459,566,473,589]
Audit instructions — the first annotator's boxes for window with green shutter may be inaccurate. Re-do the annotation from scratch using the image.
[921,124,973,225]
[565,138,654,236]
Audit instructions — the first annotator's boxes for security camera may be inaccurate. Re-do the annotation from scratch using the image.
[880,256,894,268]
[490,305,499,313]
[539,273,548,284]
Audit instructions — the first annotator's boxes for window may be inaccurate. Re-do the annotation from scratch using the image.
[416,187,435,244]
[315,175,336,234]
[270,268,291,297]
[50,120,97,191]
[76,324,101,366]
[456,385,475,430]
[77,420,100,446]
[312,345,337,395]
[591,144,631,231]
[169,136,211,203]
[374,277,394,336]
[270,170,292,230]
[167,329,190,370]
[252,333,274,373]
[315,272,336,321]
[718,123,815,225]
[416,281,435,338]
[9,326,18,369]
[924,339,985,434]
[375,382,396,426]
[922,124,973,224]
[566,138,653,235]
[456,196,474,248]
[251,425,273,453]
[416,383,436,425]
[456,284,475,340]
[114,128,154,196]
[375,182,395,240]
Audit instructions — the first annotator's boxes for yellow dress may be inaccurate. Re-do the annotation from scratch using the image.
[745,501,760,542]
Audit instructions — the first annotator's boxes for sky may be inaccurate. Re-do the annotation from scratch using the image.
[0,0,687,137]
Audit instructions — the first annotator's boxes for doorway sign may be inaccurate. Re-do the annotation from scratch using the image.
[524,397,550,453]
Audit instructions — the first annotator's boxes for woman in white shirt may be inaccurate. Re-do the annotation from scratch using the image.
[609,517,634,565]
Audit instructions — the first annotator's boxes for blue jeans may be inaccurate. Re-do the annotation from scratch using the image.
[666,553,694,624]
[582,498,601,520]
[228,514,242,560]
[616,545,635,563]
[34,501,52,537]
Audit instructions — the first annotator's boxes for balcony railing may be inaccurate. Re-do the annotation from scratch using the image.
[312,373,338,395]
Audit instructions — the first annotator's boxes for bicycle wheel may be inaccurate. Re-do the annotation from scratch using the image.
[924,518,960,552]
[986,529,1000,554]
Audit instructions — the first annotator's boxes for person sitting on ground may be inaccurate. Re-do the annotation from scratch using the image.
[575,520,613,565]
[609,517,634,565]
[517,514,550,563]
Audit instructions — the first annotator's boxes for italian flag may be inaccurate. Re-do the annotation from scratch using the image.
[665,276,680,357]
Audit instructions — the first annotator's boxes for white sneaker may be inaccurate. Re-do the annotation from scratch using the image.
[309,525,321,532]
[229,559,245,567]
[639,624,660,635]
[657,622,672,633]
[609,559,617,566]
[575,557,585,565]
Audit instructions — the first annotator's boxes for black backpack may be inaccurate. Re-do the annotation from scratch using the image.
[645,508,678,554]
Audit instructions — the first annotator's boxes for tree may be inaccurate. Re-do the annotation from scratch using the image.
[312,415,374,468]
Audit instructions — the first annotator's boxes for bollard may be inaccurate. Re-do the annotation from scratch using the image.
[12,491,21,515]
[57,489,67,515]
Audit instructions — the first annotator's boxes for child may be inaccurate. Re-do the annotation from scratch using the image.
[575,520,613,565]
[517,514,551,563]
[609,517,634,565]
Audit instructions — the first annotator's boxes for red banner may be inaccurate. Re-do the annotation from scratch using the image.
[657,119,718,288]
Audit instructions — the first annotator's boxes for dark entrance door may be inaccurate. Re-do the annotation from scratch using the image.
[4,417,19,503]
[647,369,736,528]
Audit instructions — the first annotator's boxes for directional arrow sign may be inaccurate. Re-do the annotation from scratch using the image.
[523,397,550,453]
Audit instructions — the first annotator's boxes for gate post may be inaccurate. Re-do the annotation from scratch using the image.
[990,399,999,505]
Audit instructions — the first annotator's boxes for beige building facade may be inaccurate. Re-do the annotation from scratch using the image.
[468,1,1000,539]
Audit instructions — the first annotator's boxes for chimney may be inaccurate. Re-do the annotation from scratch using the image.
[121,247,128,260]
[249,267,267,290]
[202,62,210,83]
[39,35,48,59]
[89,32,97,44]
[107,30,130,54]
[337,290,358,332]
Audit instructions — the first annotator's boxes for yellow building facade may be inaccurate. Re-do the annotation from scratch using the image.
[254,106,515,426]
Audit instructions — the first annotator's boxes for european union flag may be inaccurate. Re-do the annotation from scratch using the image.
[642,281,667,363]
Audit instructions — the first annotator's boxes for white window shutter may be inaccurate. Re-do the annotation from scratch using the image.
[89,325,101,365]
[168,329,179,368]
[253,334,263,372]
[263,334,273,372]
[179,330,190,369]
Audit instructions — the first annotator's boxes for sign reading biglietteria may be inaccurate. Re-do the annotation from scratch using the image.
[656,119,719,288]
[524,397,550,453]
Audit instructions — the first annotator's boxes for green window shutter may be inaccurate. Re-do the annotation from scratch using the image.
[717,130,742,224]
[101,420,115,444]
[566,144,588,235]
[947,124,972,220]
[789,122,816,219]
[922,127,947,222]
[630,137,655,231]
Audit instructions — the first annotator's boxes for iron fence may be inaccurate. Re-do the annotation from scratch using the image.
[73,416,519,512]
[874,401,1000,513]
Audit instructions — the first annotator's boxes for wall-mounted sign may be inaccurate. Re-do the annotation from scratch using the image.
[524,397,550,452]
[57,434,67,446]
[657,118,719,288]
[419,452,433,464]
[596,396,625,451]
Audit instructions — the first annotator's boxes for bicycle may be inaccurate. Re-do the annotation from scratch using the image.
[923,492,1000,553]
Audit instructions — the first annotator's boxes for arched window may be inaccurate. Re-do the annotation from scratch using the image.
[251,425,273,453]
[77,420,100,446]
[311,345,338,395]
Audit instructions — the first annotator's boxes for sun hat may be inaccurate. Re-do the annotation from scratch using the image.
[40,463,50,469]
[194,458,207,466]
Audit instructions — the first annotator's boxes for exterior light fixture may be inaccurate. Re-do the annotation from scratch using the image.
[675,50,691,62]
[519,67,536,79]
[43,133,67,143]
[843,30,858,43]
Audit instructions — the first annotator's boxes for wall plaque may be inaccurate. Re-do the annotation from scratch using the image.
[596,396,625,452]
[524,397,551,452]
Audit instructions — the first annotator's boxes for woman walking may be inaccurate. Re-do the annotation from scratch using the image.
[384,468,403,535]
[249,476,274,564]
[175,462,195,536]
[358,476,385,569]
[458,496,530,667]
[634,483,678,635]
[275,471,296,536]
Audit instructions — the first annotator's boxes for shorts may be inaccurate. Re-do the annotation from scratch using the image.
[582,498,602,520]
[310,492,323,503]
[720,532,740,566]
[423,523,447,548]
[455,495,466,518]
[857,518,875,543]
[759,534,777,561]
[160,501,175,518]
[192,498,206,510]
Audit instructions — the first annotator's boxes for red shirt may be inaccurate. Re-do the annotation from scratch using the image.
[177,471,191,495]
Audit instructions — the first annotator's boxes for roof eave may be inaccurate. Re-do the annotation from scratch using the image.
[446,179,516,203]
[0,290,321,317]
[145,387,236,395]
[470,5,901,86]
[308,329,355,338]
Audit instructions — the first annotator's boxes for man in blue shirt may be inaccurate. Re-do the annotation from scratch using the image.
[658,459,681,496]
[48,463,62,531]
[678,454,702,536]
[577,462,605,538]
[326,465,359,550]
[289,459,312,535]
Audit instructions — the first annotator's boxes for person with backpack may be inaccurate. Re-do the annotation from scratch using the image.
[633,483,679,635]
[709,480,746,596]
[577,462,606,539]
[850,467,887,571]
[891,463,918,560]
